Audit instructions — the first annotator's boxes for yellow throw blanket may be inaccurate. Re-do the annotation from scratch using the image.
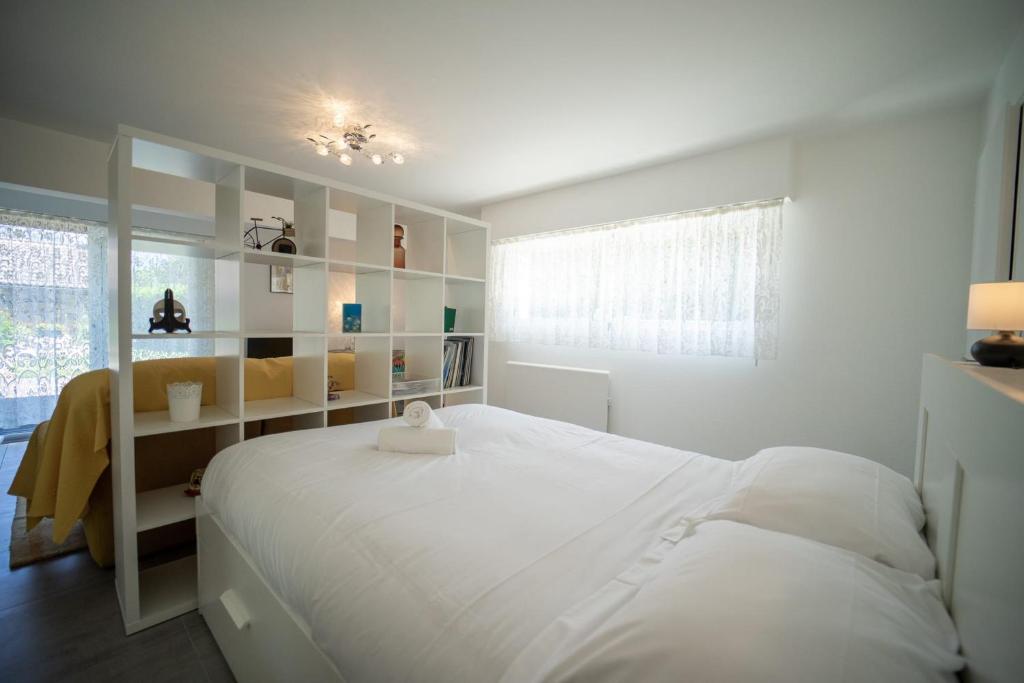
[8,353,354,567]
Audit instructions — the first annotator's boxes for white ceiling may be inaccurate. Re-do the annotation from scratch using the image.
[1,1,1022,215]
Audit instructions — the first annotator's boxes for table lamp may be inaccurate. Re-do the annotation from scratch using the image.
[967,282,1024,368]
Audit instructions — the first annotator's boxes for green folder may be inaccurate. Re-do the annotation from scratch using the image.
[444,307,456,333]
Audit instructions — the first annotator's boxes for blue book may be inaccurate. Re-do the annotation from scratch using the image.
[342,303,362,332]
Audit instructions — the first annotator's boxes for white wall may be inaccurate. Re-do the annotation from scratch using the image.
[971,24,1024,284]
[483,102,982,476]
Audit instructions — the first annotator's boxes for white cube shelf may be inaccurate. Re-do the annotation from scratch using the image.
[444,279,485,334]
[446,219,487,280]
[396,205,445,274]
[108,125,488,635]
[328,263,390,335]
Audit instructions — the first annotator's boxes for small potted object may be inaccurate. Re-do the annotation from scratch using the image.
[185,468,205,497]
[166,381,203,422]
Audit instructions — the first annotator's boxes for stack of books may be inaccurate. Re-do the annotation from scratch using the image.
[443,336,475,388]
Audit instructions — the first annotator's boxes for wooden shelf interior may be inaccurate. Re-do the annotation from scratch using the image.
[392,392,442,416]
[392,335,442,391]
[446,219,488,280]
[243,257,326,334]
[327,401,391,427]
[328,189,392,267]
[443,385,485,407]
[134,554,197,632]
[328,264,390,334]
[392,272,443,333]
[243,172,327,259]
[395,205,445,274]
[444,279,485,334]
[243,410,325,440]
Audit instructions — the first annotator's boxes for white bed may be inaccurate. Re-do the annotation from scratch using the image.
[197,356,1024,682]
[201,404,736,681]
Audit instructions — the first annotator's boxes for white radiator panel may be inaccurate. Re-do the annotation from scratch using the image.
[504,361,610,431]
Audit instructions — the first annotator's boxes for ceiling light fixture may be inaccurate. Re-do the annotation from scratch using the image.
[306,119,406,167]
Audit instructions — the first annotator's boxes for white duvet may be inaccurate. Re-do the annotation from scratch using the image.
[203,404,959,682]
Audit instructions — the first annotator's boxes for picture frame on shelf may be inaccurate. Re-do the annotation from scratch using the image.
[270,265,293,294]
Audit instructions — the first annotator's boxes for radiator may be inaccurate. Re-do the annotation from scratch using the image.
[504,361,610,431]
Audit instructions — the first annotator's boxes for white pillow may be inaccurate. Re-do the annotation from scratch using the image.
[542,521,962,683]
[710,446,935,578]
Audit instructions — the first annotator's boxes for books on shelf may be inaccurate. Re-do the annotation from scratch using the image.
[443,336,475,388]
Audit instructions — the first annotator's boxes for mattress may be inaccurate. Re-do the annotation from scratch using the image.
[202,404,736,681]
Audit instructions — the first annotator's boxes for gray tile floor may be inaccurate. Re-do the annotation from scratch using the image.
[0,442,235,682]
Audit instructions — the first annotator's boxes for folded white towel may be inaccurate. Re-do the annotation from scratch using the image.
[378,426,457,455]
[403,400,444,429]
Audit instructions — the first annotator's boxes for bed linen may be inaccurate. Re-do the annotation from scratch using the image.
[202,404,736,681]
[514,521,960,683]
[708,445,935,578]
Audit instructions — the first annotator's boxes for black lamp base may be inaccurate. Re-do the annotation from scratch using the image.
[970,331,1024,368]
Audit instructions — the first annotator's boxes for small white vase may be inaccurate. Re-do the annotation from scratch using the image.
[167,382,203,422]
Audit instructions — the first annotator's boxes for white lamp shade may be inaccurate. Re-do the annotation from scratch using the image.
[966,282,1024,331]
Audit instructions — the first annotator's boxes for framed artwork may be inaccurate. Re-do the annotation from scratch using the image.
[270,265,293,294]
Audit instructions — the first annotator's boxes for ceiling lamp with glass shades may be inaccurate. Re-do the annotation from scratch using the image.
[306,109,406,167]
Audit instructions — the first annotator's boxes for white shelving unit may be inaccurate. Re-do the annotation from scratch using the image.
[108,126,489,634]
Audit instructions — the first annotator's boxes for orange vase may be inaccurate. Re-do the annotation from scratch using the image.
[393,224,406,269]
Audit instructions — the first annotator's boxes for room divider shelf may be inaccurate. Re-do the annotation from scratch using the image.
[133,405,240,437]
[327,390,390,409]
[132,234,239,259]
[393,390,442,402]
[444,274,485,284]
[131,332,239,340]
[244,331,325,338]
[243,396,324,421]
[137,554,198,630]
[328,259,391,274]
[328,332,389,338]
[442,384,484,395]
[243,249,325,267]
[109,125,489,635]
[136,483,196,532]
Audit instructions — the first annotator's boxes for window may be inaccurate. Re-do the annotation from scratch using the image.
[0,208,214,430]
[0,209,107,430]
[488,199,784,359]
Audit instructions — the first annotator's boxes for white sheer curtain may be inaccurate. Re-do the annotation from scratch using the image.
[130,249,214,361]
[0,209,216,430]
[0,209,107,429]
[488,199,784,359]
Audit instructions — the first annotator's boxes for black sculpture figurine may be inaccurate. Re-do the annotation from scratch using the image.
[148,289,192,333]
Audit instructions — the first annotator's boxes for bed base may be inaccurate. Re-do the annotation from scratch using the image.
[196,499,344,683]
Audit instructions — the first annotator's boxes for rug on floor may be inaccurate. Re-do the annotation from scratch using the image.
[8,496,87,568]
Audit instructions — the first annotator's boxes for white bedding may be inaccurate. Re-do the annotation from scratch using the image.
[203,404,958,682]
[203,405,735,681]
